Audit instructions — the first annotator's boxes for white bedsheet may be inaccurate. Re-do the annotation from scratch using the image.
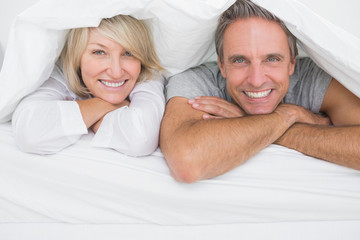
[1,121,360,225]
[2,221,360,240]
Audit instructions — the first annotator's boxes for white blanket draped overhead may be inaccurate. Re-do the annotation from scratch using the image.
[0,0,360,122]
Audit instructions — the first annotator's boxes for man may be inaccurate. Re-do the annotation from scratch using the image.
[160,0,360,183]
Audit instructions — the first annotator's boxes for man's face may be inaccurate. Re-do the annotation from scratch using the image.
[218,17,296,115]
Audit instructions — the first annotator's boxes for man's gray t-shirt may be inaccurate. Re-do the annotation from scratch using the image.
[166,57,332,113]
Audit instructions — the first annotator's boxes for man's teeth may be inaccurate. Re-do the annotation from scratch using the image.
[100,80,125,88]
[244,90,271,98]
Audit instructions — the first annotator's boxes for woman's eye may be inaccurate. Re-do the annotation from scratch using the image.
[93,50,105,55]
[124,51,133,57]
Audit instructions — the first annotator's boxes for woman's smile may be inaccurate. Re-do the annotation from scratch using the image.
[99,79,127,88]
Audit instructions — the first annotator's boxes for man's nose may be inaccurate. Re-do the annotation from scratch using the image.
[247,63,266,87]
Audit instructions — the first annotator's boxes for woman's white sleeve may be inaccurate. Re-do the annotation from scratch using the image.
[91,77,165,156]
[12,78,88,154]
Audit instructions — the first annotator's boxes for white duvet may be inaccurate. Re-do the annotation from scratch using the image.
[0,0,360,122]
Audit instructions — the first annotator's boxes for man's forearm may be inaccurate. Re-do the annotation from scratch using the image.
[160,99,296,182]
[275,124,360,169]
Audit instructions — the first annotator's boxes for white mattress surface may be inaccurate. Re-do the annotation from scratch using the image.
[1,221,360,240]
[1,122,360,225]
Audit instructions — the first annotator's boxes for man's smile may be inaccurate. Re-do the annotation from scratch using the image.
[244,89,272,98]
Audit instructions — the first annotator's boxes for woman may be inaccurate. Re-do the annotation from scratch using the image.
[12,15,165,156]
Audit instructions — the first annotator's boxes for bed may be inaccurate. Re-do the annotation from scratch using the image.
[1,0,360,239]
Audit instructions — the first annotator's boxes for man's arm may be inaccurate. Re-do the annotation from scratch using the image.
[160,97,313,183]
[275,79,360,169]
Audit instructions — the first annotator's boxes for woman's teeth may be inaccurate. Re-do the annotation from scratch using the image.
[100,80,125,88]
[244,89,271,98]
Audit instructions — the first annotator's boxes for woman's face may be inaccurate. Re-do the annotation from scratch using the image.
[80,29,141,104]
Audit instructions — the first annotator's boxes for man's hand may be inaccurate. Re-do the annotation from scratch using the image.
[188,96,246,119]
[274,79,360,170]
[187,97,330,126]
[275,104,331,126]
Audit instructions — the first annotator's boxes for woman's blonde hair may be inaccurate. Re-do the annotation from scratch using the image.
[60,15,163,98]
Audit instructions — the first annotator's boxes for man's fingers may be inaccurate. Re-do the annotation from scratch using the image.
[190,101,240,118]
[188,96,244,118]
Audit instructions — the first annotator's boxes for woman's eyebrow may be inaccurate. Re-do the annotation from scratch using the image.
[87,42,107,49]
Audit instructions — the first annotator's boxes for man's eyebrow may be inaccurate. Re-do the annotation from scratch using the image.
[228,54,247,62]
[266,53,285,59]
[227,53,286,63]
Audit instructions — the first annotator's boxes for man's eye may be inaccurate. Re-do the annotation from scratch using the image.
[235,58,245,63]
[93,50,105,55]
[268,57,279,62]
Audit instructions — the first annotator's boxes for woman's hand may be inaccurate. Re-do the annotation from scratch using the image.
[77,97,130,132]
[90,99,130,133]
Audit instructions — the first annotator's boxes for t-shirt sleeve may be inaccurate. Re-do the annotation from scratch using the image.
[165,63,224,102]
[286,57,332,113]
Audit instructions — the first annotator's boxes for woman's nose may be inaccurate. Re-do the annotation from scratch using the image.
[107,58,124,78]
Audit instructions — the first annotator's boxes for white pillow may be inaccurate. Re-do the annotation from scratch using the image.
[0,0,360,122]
[0,45,3,71]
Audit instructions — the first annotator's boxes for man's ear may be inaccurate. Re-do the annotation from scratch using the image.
[289,58,296,76]
[218,56,226,78]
